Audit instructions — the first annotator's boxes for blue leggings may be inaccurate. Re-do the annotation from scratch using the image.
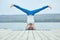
[13,5,49,15]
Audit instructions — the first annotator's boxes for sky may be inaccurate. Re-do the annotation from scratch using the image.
[0,0,60,15]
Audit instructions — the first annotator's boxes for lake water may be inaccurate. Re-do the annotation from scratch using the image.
[0,22,60,30]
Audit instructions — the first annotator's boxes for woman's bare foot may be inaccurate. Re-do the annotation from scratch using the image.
[48,5,52,9]
[10,3,14,8]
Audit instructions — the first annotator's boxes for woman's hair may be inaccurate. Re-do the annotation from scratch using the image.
[28,23,33,25]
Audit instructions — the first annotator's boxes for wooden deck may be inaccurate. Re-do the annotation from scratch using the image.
[0,29,60,40]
